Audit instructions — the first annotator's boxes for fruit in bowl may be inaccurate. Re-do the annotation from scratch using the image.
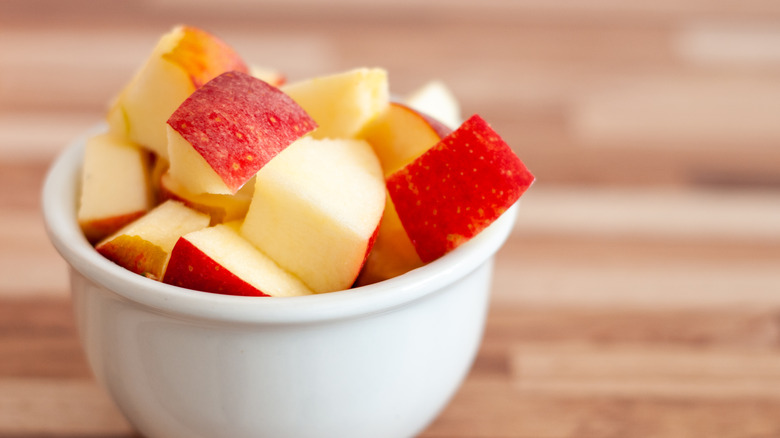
[76,25,534,295]
[44,24,534,438]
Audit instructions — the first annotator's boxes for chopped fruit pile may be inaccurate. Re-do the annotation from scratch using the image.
[78,25,535,297]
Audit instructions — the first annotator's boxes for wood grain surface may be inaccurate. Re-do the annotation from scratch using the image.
[1,1,779,436]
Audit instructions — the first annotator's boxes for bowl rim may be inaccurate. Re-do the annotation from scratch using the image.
[41,125,519,324]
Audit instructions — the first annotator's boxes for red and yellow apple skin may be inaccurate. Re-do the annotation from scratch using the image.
[386,114,534,263]
[163,26,249,90]
[164,238,270,297]
[167,71,317,194]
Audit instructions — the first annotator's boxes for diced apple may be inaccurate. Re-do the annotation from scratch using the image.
[282,68,389,139]
[78,133,152,243]
[354,102,452,284]
[107,25,248,159]
[358,101,451,177]
[95,200,210,280]
[158,172,253,225]
[386,114,535,263]
[250,65,286,87]
[167,70,317,195]
[163,223,313,297]
[240,137,385,293]
[404,80,462,130]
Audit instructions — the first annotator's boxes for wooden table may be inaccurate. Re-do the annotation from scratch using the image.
[2,1,779,436]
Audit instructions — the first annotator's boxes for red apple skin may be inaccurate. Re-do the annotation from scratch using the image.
[386,114,534,263]
[167,71,317,193]
[163,237,271,297]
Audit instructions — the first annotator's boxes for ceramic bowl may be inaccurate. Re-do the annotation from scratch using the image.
[42,128,518,438]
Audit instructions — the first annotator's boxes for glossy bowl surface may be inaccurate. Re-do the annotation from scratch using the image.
[42,128,518,438]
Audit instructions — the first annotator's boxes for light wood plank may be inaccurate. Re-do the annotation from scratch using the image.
[514,186,780,243]
[512,344,780,399]
[0,378,133,436]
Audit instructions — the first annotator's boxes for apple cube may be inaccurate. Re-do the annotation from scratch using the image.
[107,25,248,159]
[78,133,152,243]
[240,137,385,293]
[282,68,389,140]
[359,101,451,177]
[158,172,253,225]
[163,223,313,297]
[167,70,317,195]
[386,114,535,263]
[404,80,462,130]
[354,102,452,284]
[95,200,210,280]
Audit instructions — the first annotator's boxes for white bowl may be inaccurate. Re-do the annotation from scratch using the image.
[42,128,519,438]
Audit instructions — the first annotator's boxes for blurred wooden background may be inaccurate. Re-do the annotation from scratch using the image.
[1,0,779,436]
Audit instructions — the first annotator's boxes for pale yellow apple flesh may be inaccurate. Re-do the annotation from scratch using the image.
[282,68,389,140]
[240,137,385,293]
[95,200,210,280]
[158,171,253,225]
[78,133,152,243]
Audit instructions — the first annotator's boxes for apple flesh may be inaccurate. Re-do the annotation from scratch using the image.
[95,200,210,280]
[386,114,535,263]
[107,25,248,159]
[163,223,313,297]
[167,70,317,195]
[78,133,152,243]
[282,68,389,140]
[240,137,385,293]
[158,172,253,225]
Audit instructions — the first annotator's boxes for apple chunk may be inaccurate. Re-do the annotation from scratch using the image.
[78,133,152,243]
[95,200,210,280]
[163,224,313,297]
[355,102,452,285]
[282,68,389,140]
[387,114,535,263]
[240,137,385,293]
[107,25,248,159]
[167,70,317,195]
